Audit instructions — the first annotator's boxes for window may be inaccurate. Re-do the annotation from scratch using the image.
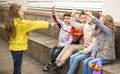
[0,0,12,7]
[27,0,102,11]
[0,0,102,11]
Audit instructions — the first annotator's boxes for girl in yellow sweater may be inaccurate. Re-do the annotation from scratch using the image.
[5,3,54,74]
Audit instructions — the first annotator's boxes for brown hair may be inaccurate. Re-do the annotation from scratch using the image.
[79,10,86,18]
[5,3,21,40]
[100,15,116,32]
[91,11,100,19]
[63,12,71,18]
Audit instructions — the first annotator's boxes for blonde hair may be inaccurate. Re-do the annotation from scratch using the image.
[100,15,116,32]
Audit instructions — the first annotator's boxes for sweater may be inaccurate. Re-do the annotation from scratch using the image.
[92,18,116,60]
[70,15,97,54]
[52,13,73,47]
[9,18,49,51]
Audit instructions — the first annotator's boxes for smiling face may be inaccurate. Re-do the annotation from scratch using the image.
[63,16,70,25]
[79,14,87,24]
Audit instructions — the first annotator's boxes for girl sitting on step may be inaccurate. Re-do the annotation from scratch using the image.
[83,10,116,74]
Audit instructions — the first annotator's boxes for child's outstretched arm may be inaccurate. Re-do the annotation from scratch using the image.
[52,5,55,14]
[51,5,64,28]
[21,20,55,32]
[71,8,77,17]
[70,8,83,29]
[84,10,113,37]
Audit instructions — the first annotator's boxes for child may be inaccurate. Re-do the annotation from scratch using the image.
[70,9,87,44]
[43,5,73,72]
[5,3,54,74]
[67,10,100,74]
[51,9,98,71]
[83,10,116,74]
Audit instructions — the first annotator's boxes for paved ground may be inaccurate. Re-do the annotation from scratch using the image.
[0,39,49,74]
[1,38,120,74]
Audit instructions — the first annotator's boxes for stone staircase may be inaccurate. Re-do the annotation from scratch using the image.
[1,22,120,74]
[0,9,120,74]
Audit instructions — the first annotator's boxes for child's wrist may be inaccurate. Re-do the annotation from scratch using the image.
[49,22,55,27]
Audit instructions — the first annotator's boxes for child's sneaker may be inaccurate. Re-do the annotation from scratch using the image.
[52,65,62,71]
[43,63,52,72]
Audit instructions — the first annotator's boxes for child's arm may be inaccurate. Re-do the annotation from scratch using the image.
[91,45,97,56]
[84,10,113,37]
[91,43,97,58]
[52,5,64,28]
[70,8,83,29]
[59,35,73,47]
[90,45,97,59]
[21,20,53,32]
[93,18,113,37]
[80,36,97,54]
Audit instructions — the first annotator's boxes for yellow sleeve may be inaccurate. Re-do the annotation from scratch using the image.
[21,20,49,32]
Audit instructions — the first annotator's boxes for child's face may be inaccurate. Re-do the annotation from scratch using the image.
[79,15,87,24]
[86,16,92,23]
[63,16,70,25]
[18,7,24,18]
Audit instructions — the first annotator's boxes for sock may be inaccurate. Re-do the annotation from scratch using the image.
[55,61,59,64]
[57,62,62,67]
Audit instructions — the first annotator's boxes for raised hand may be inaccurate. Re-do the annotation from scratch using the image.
[51,22,57,27]
[51,5,56,13]
[84,10,94,19]
[72,8,77,14]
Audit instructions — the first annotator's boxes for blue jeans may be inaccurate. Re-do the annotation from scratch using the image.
[50,46,64,64]
[83,58,112,74]
[11,51,23,74]
[67,52,91,74]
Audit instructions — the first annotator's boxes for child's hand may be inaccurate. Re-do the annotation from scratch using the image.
[84,10,91,15]
[50,22,56,27]
[84,10,94,19]
[90,55,95,59]
[72,8,77,14]
[51,5,56,13]
[79,49,84,53]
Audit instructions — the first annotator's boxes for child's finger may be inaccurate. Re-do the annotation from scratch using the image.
[51,5,55,9]
[84,10,89,14]
[51,23,56,26]
[72,8,77,12]
[74,8,77,11]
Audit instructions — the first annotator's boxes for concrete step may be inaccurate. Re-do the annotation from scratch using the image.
[25,32,120,74]
[0,22,120,74]
[0,39,49,74]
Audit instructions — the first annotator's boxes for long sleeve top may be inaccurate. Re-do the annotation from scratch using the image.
[9,18,49,51]
[92,18,116,60]
[70,14,97,54]
[52,13,73,47]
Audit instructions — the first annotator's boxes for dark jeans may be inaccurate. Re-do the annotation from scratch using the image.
[11,51,23,74]
[50,46,64,64]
